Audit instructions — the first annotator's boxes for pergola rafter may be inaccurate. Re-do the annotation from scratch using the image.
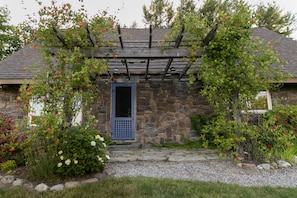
[86,23,97,47]
[117,25,131,80]
[179,24,218,80]
[51,24,218,81]
[145,25,152,80]
[52,26,68,48]
[162,25,184,80]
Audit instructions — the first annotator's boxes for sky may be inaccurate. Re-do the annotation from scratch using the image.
[1,0,297,38]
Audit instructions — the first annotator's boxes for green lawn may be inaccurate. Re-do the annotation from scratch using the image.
[1,177,297,198]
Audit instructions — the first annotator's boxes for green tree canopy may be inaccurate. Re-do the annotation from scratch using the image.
[142,0,174,28]
[169,0,288,157]
[197,0,231,27]
[175,0,196,25]
[0,6,23,60]
[255,2,296,37]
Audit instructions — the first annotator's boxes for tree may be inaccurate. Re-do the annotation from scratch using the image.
[175,0,196,25]
[255,2,296,37]
[171,0,287,157]
[197,0,231,27]
[142,0,174,28]
[19,1,112,178]
[130,21,138,28]
[0,6,23,60]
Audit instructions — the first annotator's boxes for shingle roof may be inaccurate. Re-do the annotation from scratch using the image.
[1,27,297,84]
[253,27,297,77]
[0,43,43,84]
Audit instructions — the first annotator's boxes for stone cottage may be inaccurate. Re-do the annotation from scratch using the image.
[0,27,297,146]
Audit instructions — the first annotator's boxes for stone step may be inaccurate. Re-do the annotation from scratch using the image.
[108,142,142,151]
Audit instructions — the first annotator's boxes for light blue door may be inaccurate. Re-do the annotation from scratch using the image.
[111,83,135,140]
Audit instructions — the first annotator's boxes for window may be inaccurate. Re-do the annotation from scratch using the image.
[28,95,82,126]
[28,97,44,126]
[246,91,272,114]
[71,95,82,126]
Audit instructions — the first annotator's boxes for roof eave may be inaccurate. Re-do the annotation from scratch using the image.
[0,79,33,84]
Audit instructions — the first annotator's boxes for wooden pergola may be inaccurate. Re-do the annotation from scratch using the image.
[51,24,218,81]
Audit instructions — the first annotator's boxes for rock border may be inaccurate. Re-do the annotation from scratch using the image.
[0,170,112,193]
[237,159,294,170]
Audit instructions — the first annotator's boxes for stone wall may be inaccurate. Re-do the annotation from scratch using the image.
[135,80,212,146]
[94,79,212,146]
[2,82,296,146]
[92,81,112,133]
[0,85,23,120]
[93,82,297,146]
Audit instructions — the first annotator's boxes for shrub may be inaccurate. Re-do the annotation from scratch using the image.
[54,125,109,177]
[249,105,297,162]
[0,113,26,165]
[201,105,297,163]
[23,111,62,180]
[1,160,17,172]
[25,145,58,180]
[190,113,209,135]
[201,116,240,157]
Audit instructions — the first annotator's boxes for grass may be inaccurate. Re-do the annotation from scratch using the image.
[156,139,216,150]
[155,137,205,150]
[1,176,297,198]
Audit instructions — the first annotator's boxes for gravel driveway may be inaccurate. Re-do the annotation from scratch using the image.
[107,159,297,187]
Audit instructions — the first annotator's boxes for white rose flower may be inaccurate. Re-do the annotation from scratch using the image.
[57,163,62,167]
[65,159,71,166]
[91,141,96,146]
[97,157,103,162]
[102,143,106,147]
[105,155,110,160]
[60,156,64,160]
[95,135,101,139]
[58,150,63,155]
[74,159,78,164]
[99,137,104,142]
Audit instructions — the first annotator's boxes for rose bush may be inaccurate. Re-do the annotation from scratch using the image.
[249,105,297,162]
[201,105,297,163]
[54,125,109,177]
[0,113,26,165]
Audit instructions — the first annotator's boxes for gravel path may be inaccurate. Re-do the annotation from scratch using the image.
[107,159,297,188]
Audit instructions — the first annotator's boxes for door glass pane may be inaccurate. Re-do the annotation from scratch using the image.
[116,87,131,117]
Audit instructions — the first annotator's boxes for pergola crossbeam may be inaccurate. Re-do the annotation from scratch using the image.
[50,47,192,59]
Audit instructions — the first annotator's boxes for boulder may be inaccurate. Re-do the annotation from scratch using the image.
[65,181,80,188]
[12,178,24,186]
[35,183,49,192]
[257,163,271,170]
[50,184,64,191]
[277,160,291,168]
[81,178,98,185]
[1,175,15,184]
